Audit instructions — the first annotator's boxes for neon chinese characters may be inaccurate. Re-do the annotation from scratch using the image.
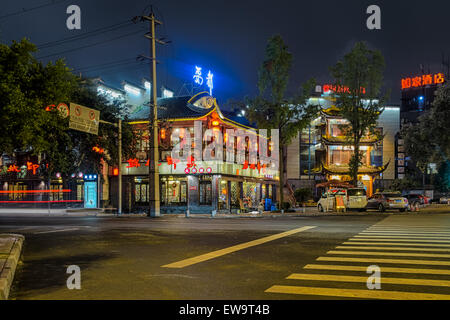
[401,73,445,90]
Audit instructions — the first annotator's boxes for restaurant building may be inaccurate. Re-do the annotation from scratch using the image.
[108,91,279,214]
[286,88,399,198]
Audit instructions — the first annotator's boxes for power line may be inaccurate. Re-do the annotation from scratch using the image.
[72,58,137,72]
[36,30,143,60]
[0,0,69,20]
[37,20,134,49]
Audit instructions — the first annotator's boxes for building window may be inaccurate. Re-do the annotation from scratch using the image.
[230,181,240,209]
[134,179,148,204]
[218,180,228,210]
[199,181,212,205]
[161,177,187,206]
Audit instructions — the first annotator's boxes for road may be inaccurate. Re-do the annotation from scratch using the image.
[1,211,450,300]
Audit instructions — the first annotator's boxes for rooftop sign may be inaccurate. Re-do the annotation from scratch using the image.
[401,73,445,90]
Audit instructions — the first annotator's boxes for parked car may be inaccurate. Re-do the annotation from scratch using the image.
[405,194,422,211]
[440,194,450,204]
[367,192,408,212]
[317,189,346,212]
[346,188,368,211]
[405,194,423,206]
[317,188,367,212]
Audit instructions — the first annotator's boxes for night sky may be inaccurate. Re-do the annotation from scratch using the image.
[1,0,450,107]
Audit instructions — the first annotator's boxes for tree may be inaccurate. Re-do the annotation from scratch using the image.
[329,42,386,186]
[294,188,312,205]
[403,82,450,188]
[245,35,318,208]
[0,39,134,181]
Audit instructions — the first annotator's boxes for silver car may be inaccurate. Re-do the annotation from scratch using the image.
[367,192,408,212]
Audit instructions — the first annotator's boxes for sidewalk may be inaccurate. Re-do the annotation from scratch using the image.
[0,208,116,217]
[0,234,24,300]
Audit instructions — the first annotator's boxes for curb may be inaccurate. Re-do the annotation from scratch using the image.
[0,234,25,300]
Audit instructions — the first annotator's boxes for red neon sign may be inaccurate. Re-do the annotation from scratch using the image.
[323,84,366,95]
[401,73,445,90]
[27,162,39,175]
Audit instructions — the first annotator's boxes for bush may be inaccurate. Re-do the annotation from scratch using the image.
[294,188,312,204]
[282,202,291,210]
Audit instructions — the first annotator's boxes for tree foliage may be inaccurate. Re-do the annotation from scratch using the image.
[0,39,134,179]
[330,42,386,185]
[244,35,318,207]
[403,82,450,189]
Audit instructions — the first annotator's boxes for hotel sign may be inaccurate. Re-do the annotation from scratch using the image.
[401,73,445,90]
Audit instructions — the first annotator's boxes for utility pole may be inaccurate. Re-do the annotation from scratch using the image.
[118,118,122,215]
[139,8,169,217]
[99,119,122,215]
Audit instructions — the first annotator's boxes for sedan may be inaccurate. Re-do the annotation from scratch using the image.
[367,192,409,212]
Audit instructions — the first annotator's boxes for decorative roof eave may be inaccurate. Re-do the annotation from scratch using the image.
[321,135,383,145]
[128,93,259,133]
[320,108,341,118]
[321,160,390,175]
[320,106,382,118]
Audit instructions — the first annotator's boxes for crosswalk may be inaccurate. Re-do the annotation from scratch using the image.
[265,215,450,299]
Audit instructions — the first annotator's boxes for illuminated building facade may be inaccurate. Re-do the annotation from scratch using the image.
[109,92,279,214]
[286,92,399,198]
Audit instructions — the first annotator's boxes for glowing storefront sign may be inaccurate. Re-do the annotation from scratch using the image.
[193,66,203,85]
[323,84,366,95]
[193,66,214,95]
[206,70,213,95]
[401,73,445,90]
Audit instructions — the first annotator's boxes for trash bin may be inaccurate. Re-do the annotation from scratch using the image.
[264,198,272,211]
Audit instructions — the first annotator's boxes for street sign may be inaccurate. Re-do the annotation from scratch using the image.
[69,103,100,135]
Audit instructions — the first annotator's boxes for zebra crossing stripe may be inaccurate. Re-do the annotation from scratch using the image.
[335,246,450,252]
[361,231,450,235]
[354,235,450,239]
[349,238,450,243]
[286,273,450,287]
[343,241,450,247]
[265,285,450,300]
[303,264,450,275]
[326,250,450,258]
[317,256,450,266]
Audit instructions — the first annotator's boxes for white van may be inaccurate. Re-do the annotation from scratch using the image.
[346,188,368,211]
[317,187,367,212]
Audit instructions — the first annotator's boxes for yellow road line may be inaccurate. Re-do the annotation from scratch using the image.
[349,238,450,243]
[317,256,450,266]
[265,285,450,300]
[327,250,450,258]
[286,273,450,287]
[304,264,450,275]
[336,246,450,252]
[343,241,450,247]
[161,226,316,268]
[354,235,450,239]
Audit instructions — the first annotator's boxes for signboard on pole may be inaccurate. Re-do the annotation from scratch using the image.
[69,103,100,135]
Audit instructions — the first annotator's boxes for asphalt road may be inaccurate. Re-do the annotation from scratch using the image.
[1,211,450,300]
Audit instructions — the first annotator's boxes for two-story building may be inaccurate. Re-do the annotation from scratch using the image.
[107,91,279,214]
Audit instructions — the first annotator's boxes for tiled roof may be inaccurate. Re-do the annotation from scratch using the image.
[128,96,214,120]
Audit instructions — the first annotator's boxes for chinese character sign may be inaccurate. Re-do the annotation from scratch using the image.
[401,73,445,90]
[193,66,203,85]
[193,65,214,96]
[206,71,213,96]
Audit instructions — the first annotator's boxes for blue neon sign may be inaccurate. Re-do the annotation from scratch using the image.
[193,65,214,96]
